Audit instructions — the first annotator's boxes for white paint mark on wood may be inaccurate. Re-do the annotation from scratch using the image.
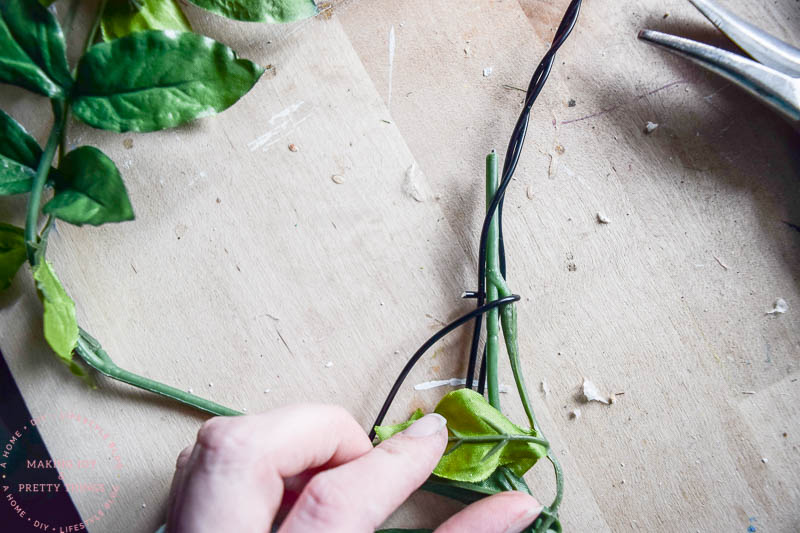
[415,377,466,390]
[388,25,396,113]
[248,101,312,152]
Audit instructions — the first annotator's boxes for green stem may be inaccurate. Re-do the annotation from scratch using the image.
[82,0,107,54]
[76,329,241,417]
[25,101,66,265]
[547,453,564,511]
[485,151,500,410]
[448,434,549,448]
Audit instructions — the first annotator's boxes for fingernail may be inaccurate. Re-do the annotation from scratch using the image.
[401,413,447,437]
[503,505,544,533]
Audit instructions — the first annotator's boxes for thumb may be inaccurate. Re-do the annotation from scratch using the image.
[278,413,448,532]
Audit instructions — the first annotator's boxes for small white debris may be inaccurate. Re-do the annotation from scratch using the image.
[526,185,535,200]
[761,457,768,464]
[569,408,581,419]
[609,395,617,404]
[141,503,147,509]
[499,384,510,394]
[483,66,493,77]
[766,298,788,315]
[402,163,426,202]
[324,361,334,368]
[596,212,611,224]
[187,388,193,394]
[242,407,248,412]
[582,378,610,404]
[541,379,550,395]
[742,391,756,395]
[644,121,659,134]
[208,382,213,387]
[620,462,625,468]
[263,388,271,394]
[331,174,345,184]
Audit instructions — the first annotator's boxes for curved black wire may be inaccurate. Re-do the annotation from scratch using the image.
[368,294,520,440]
[369,0,583,437]
[467,0,583,390]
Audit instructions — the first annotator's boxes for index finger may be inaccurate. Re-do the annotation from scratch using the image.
[168,404,372,533]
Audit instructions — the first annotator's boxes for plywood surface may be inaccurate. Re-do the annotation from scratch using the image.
[1,0,798,531]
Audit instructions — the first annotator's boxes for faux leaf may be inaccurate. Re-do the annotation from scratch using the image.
[185,0,317,23]
[0,108,43,195]
[373,408,424,441]
[0,223,26,290]
[72,30,264,132]
[33,259,81,372]
[43,146,134,226]
[101,0,192,41]
[0,0,72,97]
[433,389,547,483]
[422,466,532,505]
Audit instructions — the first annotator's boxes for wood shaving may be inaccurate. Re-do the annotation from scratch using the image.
[582,378,610,404]
[331,174,345,184]
[526,185,535,199]
[596,212,611,224]
[766,298,788,315]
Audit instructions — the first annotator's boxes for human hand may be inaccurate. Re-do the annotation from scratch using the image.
[165,404,542,532]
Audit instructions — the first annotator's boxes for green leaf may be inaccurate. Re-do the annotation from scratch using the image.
[421,466,532,505]
[375,529,432,533]
[33,259,80,372]
[0,108,44,195]
[433,389,547,483]
[72,30,264,132]
[373,408,424,441]
[0,0,72,97]
[185,0,317,23]
[101,0,192,41]
[0,223,26,290]
[43,146,133,226]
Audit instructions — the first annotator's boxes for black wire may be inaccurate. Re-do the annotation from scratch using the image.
[466,0,583,389]
[368,294,520,440]
[369,0,583,437]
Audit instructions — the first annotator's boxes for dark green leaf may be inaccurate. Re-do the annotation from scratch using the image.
[375,529,432,533]
[185,0,317,23]
[0,0,72,97]
[33,259,80,370]
[434,389,547,483]
[422,466,532,505]
[72,30,264,132]
[43,146,133,226]
[0,108,44,195]
[374,408,423,441]
[101,0,192,41]
[0,223,26,290]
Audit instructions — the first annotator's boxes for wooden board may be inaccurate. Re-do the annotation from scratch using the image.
[1,0,798,531]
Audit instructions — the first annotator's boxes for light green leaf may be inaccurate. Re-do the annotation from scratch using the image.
[0,108,44,195]
[33,259,80,368]
[185,0,317,23]
[0,0,72,97]
[0,223,26,290]
[71,30,264,132]
[43,146,134,226]
[373,408,424,441]
[101,0,192,41]
[433,389,547,483]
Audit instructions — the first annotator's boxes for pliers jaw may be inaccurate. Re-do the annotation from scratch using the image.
[639,0,800,125]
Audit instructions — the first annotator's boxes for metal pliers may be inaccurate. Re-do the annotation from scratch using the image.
[638,0,800,125]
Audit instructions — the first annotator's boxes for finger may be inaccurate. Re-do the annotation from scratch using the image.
[279,413,448,533]
[165,445,193,528]
[435,491,543,533]
[169,405,372,533]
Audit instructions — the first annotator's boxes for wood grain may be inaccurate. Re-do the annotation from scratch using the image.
[1,0,798,531]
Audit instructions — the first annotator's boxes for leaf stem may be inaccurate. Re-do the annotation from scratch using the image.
[25,101,66,265]
[82,0,107,54]
[75,329,241,417]
[485,151,500,410]
[447,434,549,448]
